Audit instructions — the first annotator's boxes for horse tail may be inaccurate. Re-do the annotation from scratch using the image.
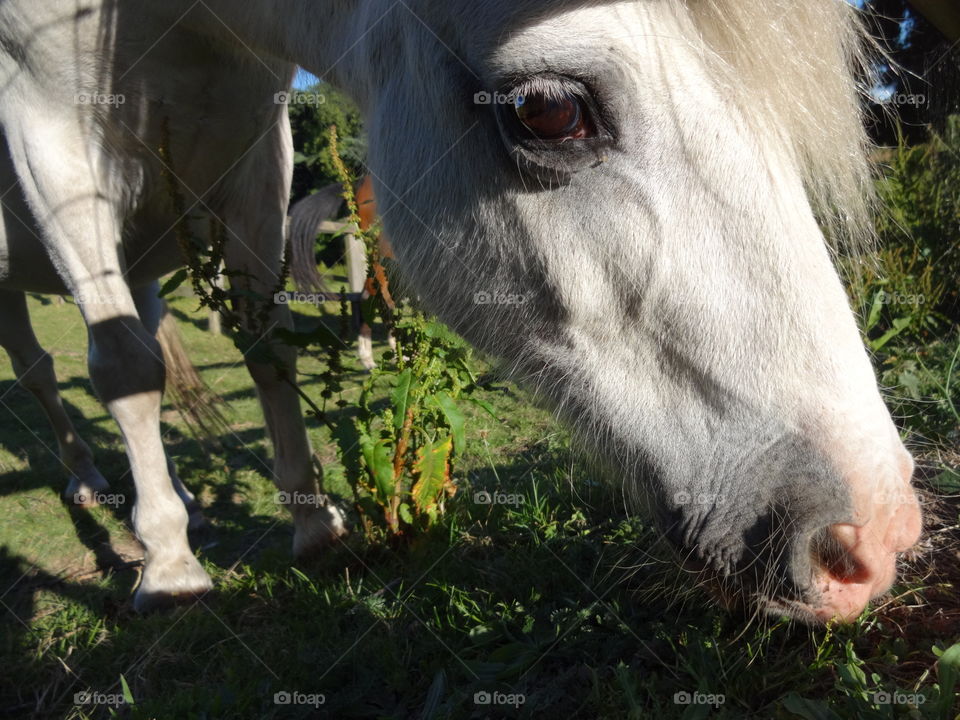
[157,304,230,442]
[288,182,348,291]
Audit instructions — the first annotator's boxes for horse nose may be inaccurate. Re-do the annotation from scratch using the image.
[805,447,922,622]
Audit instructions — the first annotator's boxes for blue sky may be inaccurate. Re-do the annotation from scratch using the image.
[293,68,321,89]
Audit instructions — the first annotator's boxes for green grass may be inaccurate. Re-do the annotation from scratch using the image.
[0,291,958,720]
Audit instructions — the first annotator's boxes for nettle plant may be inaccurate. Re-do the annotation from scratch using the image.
[320,130,492,540]
[349,310,485,538]
[164,121,489,541]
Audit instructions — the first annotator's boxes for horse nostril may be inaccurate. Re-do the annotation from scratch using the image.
[804,519,905,622]
[810,524,870,584]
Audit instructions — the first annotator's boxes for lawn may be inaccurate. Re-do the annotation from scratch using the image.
[0,285,957,719]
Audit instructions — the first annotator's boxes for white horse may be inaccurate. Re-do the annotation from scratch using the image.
[0,0,923,623]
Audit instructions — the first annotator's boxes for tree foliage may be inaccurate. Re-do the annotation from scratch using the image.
[288,82,366,200]
[865,0,960,145]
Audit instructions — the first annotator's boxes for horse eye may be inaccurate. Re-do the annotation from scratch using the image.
[513,90,594,141]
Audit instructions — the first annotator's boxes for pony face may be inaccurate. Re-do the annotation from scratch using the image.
[355,0,921,621]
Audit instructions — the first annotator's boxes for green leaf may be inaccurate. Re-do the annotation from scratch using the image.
[360,433,395,503]
[930,469,960,493]
[290,567,318,594]
[420,669,446,720]
[469,397,500,421]
[391,369,413,431]
[119,674,135,706]
[398,502,413,526]
[865,290,885,332]
[870,316,912,351]
[837,658,868,693]
[354,495,381,522]
[432,392,466,454]
[455,355,478,385]
[157,268,189,298]
[411,436,453,517]
[936,642,960,719]
[780,694,842,720]
[898,371,921,399]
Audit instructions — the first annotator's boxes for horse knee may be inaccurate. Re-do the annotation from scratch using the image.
[88,317,165,413]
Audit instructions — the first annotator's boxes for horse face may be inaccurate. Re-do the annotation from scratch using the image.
[358,0,921,621]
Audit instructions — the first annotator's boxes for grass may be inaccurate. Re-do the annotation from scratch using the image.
[0,288,957,720]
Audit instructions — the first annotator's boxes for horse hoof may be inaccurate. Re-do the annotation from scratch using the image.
[133,554,213,613]
[133,586,213,613]
[293,504,348,560]
[64,466,112,507]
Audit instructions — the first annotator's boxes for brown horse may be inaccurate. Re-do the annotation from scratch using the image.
[288,176,394,369]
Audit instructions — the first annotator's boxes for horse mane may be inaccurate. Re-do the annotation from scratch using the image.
[688,0,878,252]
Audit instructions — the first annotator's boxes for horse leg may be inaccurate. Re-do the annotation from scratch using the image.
[0,288,109,504]
[221,119,346,557]
[4,126,212,610]
[132,282,206,531]
[358,322,375,371]
[345,232,375,370]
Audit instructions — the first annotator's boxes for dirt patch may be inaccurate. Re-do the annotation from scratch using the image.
[865,454,960,679]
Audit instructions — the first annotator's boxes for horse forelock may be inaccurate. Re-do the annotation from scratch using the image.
[687,0,877,254]
[452,0,876,254]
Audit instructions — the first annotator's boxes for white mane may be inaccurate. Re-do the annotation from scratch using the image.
[690,0,876,250]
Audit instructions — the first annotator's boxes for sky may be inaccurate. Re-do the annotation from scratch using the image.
[293,68,321,89]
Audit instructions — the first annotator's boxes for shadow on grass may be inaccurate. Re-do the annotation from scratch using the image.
[0,545,133,718]
[0,302,693,717]
[4,444,956,718]
[0,440,710,720]
[5,339,954,718]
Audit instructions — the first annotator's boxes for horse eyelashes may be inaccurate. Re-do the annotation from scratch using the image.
[493,75,614,183]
